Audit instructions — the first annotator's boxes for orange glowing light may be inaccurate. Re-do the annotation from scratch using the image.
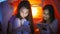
[31,6,43,18]
[31,7,38,17]
[28,0,43,18]
[28,0,42,5]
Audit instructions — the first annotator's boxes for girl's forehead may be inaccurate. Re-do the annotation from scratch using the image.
[44,9,49,12]
[20,7,29,12]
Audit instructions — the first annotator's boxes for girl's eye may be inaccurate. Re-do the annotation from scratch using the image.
[20,11,23,13]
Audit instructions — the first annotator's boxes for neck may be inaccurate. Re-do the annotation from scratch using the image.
[22,17,25,19]
[46,20,50,24]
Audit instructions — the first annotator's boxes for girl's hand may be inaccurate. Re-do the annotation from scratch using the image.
[23,21,29,26]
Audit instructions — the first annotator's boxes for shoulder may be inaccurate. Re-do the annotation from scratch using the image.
[52,19,58,27]
[14,18,21,26]
[13,18,21,29]
[53,19,58,23]
[52,19,58,26]
[14,18,20,23]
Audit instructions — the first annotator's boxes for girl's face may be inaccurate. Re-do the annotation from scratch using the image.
[43,9,50,21]
[19,7,29,18]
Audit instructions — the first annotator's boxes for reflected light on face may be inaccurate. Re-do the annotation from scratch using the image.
[43,9,50,21]
[20,7,29,18]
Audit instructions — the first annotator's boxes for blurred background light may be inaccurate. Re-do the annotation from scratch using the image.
[0,0,6,2]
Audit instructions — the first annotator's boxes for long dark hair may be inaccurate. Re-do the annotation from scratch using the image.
[43,5,55,23]
[16,1,34,34]
[16,1,31,20]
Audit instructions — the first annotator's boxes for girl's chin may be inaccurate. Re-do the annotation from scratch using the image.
[44,18,48,21]
[22,17,25,19]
